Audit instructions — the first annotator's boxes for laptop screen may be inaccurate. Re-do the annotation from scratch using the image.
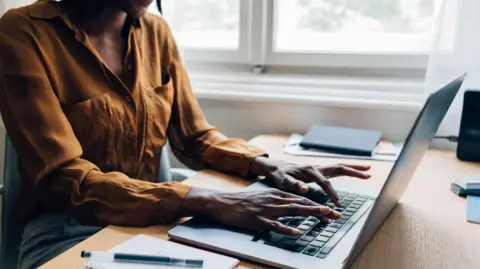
[343,74,466,268]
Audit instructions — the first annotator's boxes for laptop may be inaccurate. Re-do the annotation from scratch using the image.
[169,74,466,269]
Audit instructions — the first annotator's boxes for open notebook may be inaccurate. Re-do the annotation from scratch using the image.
[82,235,239,269]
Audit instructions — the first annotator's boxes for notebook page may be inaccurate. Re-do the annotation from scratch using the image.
[82,235,239,269]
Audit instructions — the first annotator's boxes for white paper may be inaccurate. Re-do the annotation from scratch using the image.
[284,134,403,162]
[82,235,238,269]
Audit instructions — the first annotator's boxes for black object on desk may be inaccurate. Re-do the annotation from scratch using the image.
[300,125,382,156]
[458,90,480,162]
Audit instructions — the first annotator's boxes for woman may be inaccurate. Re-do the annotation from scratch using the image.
[0,0,371,268]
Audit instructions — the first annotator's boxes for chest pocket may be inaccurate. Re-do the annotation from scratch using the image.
[144,75,175,155]
[61,94,116,164]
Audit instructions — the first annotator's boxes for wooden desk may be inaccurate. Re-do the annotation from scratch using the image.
[41,135,480,269]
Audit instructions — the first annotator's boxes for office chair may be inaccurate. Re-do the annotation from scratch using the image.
[0,137,194,268]
[0,137,21,269]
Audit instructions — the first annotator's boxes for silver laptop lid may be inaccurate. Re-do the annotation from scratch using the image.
[343,74,466,268]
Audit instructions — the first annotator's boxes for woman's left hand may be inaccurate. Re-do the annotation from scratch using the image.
[250,157,371,207]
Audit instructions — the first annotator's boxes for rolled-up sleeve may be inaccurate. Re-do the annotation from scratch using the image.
[0,10,191,227]
[162,20,267,177]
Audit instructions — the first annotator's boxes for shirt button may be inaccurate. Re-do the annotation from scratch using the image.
[125,96,133,103]
[128,132,136,139]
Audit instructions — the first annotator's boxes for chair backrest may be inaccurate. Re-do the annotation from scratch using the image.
[0,136,21,269]
[158,146,172,183]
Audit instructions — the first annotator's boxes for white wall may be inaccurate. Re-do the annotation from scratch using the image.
[169,98,460,168]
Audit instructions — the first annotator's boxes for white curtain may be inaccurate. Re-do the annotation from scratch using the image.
[425,0,480,114]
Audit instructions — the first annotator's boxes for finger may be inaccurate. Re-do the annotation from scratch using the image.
[271,196,320,206]
[281,175,309,194]
[303,167,341,207]
[322,165,371,179]
[273,204,340,218]
[258,217,301,236]
[342,164,371,171]
[268,189,303,199]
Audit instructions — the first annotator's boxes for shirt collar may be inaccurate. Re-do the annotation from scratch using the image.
[28,0,61,19]
[28,0,141,28]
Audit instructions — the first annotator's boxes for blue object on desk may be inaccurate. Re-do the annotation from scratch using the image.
[466,181,480,196]
[467,195,480,224]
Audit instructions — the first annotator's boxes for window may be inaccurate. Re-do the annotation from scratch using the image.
[149,0,247,62]
[150,0,439,71]
[149,0,241,50]
[274,0,436,54]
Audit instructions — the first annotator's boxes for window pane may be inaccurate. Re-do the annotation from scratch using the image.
[149,0,240,50]
[275,0,437,53]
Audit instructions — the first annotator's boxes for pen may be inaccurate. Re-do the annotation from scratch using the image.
[81,250,204,268]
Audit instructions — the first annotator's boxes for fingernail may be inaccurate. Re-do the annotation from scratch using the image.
[300,185,309,193]
[293,229,302,235]
[332,210,341,219]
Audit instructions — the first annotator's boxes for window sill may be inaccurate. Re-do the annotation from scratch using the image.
[190,72,426,112]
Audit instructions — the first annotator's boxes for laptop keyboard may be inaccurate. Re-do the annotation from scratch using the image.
[254,191,375,259]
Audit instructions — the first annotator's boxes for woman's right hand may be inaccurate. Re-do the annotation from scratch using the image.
[180,187,341,236]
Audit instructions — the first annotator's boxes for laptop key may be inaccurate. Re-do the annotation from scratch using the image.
[320,231,334,238]
[307,217,320,222]
[342,211,354,217]
[359,195,370,199]
[306,231,320,237]
[300,235,315,242]
[345,208,357,213]
[340,215,351,221]
[295,240,310,247]
[303,221,316,227]
[334,219,347,224]
[316,236,330,242]
[325,227,339,233]
[303,246,320,256]
[280,238,297,245]
[285,235,301,240]
[320,246,333,254]
[326,202,336,208]
[333,207,344,212]
[311,240,325,248]
[292,244,307,253]
[311,222,327,232]
[277,242,294,250]
[278,217,292,224]
[316,253,327,259]
[349,204,361,209]
[263,232,284,245]
[337,191,349,196]
[288,218,303,226]
[330,223,342,229]
[317,200,374,258]
[298,225,310,231]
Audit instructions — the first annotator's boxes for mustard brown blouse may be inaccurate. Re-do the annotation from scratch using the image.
[0,0,265,226]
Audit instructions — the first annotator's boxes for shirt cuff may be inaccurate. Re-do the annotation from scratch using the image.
[154,181,192,224]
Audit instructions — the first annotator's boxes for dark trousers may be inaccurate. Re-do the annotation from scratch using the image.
[18,214,102,269]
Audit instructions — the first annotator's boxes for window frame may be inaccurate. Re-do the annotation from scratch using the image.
[265,0,432,70]
[177,0,434,71]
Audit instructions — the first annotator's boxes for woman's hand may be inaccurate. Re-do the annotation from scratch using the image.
[250,157,371,207]
[180,187,341,236]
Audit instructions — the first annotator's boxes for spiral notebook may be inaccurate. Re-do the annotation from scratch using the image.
[82,235,239,269]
